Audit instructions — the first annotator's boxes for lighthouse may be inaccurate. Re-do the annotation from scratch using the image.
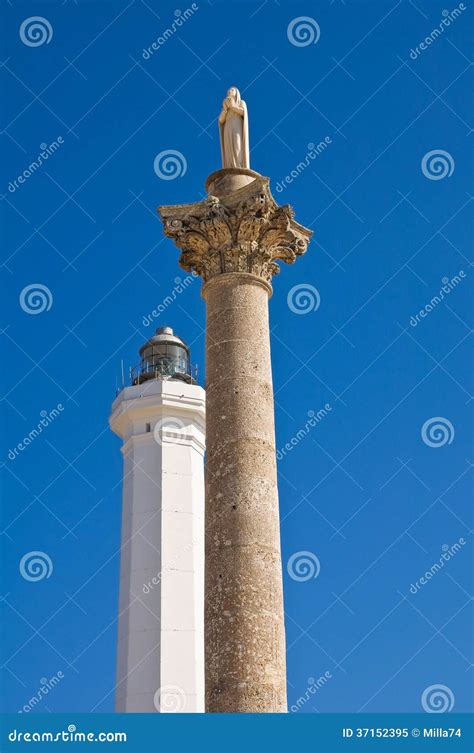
[110,326,205,712]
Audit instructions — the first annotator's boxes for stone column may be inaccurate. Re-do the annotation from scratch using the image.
[158,168,312,712]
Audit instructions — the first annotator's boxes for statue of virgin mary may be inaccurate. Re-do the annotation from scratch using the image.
[218,86,250,169]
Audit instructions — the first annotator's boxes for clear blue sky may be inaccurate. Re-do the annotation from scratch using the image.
[1,0,472,715]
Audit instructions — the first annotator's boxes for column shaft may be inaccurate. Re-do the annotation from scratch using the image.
[203,272,287,713]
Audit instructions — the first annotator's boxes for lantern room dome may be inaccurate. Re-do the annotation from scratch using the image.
[132,326,196,385]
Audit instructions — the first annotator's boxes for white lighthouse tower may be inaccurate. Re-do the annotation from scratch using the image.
[110,326,205,713]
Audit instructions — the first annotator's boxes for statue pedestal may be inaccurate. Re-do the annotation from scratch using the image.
[158,171,313,712]
[205,167,261,197]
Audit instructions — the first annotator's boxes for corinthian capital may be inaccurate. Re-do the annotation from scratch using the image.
[157,170,313,285]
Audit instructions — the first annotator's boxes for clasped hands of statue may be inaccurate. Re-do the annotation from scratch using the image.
[219,97,245,123]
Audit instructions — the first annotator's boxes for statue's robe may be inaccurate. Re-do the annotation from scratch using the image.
[219,100,250,169]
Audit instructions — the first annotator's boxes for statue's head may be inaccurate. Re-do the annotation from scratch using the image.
[227,86,241,103]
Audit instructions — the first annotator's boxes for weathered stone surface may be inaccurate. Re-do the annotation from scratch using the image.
[158,169,312,713]
[202,271,287,712]
[158,170,312,286]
